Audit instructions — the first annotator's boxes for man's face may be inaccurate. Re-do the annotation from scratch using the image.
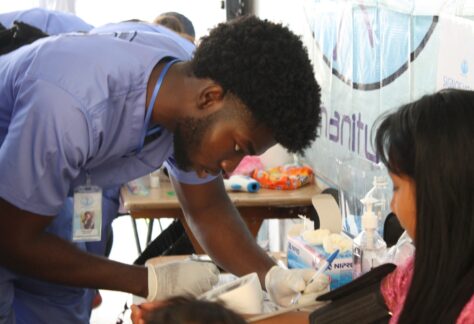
[173,106,275,178]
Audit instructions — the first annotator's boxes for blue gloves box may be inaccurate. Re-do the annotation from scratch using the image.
[287,234,353,290]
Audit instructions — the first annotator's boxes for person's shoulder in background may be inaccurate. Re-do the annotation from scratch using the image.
[0,7,93,35]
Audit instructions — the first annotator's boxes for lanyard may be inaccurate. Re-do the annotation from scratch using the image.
[137,58,180,153]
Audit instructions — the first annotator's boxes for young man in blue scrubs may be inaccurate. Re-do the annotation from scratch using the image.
[0,7,119,322]
[0,15,322,323]
[1,10,201,322]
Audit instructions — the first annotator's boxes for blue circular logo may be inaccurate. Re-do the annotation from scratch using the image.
[310,6,438,90]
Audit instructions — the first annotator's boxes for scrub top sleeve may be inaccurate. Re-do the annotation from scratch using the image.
[0,79,90,216]
[163,157,217,185]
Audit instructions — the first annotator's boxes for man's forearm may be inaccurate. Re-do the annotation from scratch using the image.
[0,198,148,297]
[184,200,275,287]
[1,231,148,297]
[171,177,276,287]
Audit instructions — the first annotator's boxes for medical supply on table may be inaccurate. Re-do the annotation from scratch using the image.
[199,272,264,315]
[322,233,352,254]
[287,225,353,289]
[126,178,150,196]
[224,175,260,193]
[149,170,160,188]
[252,163,314,190]
[302,228,330,245]
[365,176,392,237]
[291,249,339,305]
[337,158,387,237]
[352,196,387,279]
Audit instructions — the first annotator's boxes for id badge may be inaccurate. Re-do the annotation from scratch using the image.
[73,184,102,242]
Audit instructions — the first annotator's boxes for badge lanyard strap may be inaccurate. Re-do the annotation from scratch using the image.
[137,58,180,153]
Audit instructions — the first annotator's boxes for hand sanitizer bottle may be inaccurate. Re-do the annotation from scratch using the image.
[352,196,387,279]
[369,176,391,237]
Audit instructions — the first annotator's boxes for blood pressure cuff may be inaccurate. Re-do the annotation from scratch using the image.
[0,20,48,55]
[309,263,396,324]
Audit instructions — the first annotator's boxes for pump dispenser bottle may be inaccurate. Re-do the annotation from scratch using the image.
[352,196,387,279]
[368,176,391,237]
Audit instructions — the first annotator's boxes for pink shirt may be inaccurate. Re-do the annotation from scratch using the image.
[380,256,474,323]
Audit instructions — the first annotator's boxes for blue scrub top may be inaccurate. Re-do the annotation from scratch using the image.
[0,7,93,34]
[0,13,209,323]
[90,20,195,54]
[0,31,212,217]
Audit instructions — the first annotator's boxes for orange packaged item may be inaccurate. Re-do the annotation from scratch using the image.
[251,164,314,190]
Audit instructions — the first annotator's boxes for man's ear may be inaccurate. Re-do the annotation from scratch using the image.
[197,82,224,112]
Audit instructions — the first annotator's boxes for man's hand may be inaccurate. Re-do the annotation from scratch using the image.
[147,260,219,301]
[264,266,330,306]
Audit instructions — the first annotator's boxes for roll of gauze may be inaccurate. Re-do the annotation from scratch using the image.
[199,272,263,314]
[224,175,260,193]
[302,228,330,245]
[323,233,352,253]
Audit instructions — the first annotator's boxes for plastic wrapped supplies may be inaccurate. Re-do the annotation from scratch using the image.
[252,164,314,190]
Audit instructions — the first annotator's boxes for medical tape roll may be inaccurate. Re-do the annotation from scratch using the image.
[199,272,263,314]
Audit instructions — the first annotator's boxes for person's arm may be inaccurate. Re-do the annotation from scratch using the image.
[0,198,148,297]
[171,175,275,286]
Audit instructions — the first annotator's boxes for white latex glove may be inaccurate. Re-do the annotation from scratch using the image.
[298,273,330,306]
[265,266,330,307]
[147,260,219,301]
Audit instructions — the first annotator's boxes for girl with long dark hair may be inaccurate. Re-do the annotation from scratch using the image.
[376,89,474,323]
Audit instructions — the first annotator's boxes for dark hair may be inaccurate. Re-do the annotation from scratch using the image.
[142,296,246,324]
[156,12,195,38]
[375,89,474,322]
[191,15,321,154]
[154,15,184,34]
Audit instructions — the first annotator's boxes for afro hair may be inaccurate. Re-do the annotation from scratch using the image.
[191,15,321,154]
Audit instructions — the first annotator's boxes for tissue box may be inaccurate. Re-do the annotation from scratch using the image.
[287,235,353,290]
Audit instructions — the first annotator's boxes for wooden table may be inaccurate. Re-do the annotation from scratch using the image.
[121,180,321,253]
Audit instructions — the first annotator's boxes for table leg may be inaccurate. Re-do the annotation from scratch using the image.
[130,216,142,254]
[146,219,154,246]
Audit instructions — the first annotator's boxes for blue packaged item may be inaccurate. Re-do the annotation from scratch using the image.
[287,234,353,290]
